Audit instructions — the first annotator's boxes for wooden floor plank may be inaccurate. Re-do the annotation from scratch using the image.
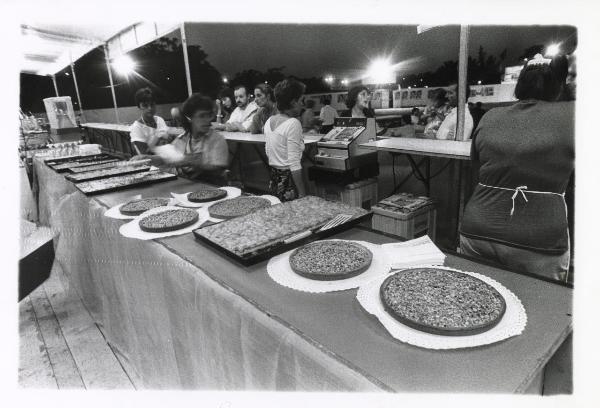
[28,284,86,389]
[42,267,134,389]
[18,296,58,389]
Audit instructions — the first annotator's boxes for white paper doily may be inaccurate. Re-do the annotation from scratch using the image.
[104,195,177,220]
[267,240,392,293]
[119,206,208,240]
[198,195,281,223]
[170,186,242,208]
[356,266,527,349]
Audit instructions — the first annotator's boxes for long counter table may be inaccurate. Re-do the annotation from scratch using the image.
[81,122,321,157]
[34,159,572,392]
[361,137,472,160]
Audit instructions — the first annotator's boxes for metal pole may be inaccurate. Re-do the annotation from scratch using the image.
[455,25,469,141]
[51,74,59,96]
[103,44,120,124]
[180,22,193,96]
[70,54,86,123]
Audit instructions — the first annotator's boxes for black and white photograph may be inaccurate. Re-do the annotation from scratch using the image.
[5,0,600,406]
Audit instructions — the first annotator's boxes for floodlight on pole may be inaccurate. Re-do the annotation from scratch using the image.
[112,55,135,76]
[222,76,228,83]
[325,75,334,84]
[367,58,394,84]
[545,43,560,57]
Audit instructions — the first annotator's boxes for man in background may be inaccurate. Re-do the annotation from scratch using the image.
[214,85,258,132]
[319,96,338,134]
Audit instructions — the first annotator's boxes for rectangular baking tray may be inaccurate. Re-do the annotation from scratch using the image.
[74,171,177,196]
[193,211,372,266]
[44,153,113,165]
[46,154,119,172]
[65,165,151,183]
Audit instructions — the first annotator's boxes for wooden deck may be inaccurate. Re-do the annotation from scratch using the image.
[18,264,139,389]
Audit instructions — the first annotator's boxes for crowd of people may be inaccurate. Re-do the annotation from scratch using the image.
[126,53,575,280]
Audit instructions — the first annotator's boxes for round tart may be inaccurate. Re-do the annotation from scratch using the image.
[380,268,506,336]
[138,209,199,232]
[208,196,271,220]
[289,240,373,281]
[120,197,170,216]
[188,188,228,203]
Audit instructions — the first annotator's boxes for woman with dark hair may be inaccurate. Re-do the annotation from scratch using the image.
[216,87,235,124]
[423,87,452,137]
[134,93,229,183]
[129,87,169,154]
[249,83,278,134]
[343,86,375,118]
[264,78,307,201]
[459,54,574,281]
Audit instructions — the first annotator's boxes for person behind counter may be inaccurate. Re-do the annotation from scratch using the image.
[215,87,235,124]
[133,93,229,183]
[319,96,338,133]
[459,54,574,281]
[300,99,319,132]
[129,87,169,155]
[213,85,258,132]
[249,83,278,134]
[343,85,375,118]
[432,83,474,140]
[264,78,307,201]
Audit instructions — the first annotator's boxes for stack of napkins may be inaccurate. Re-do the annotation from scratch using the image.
[381,235,446,270]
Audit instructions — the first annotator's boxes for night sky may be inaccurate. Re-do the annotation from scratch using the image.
[186,23,577,79]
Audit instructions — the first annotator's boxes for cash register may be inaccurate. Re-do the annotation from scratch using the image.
[313,117,378,171]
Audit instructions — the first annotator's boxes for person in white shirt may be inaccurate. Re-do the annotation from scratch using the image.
[319,96,338,133]
[213,85,258,132]
[435,83,474,140]
[129,88,169,154]
[264,79,307,201]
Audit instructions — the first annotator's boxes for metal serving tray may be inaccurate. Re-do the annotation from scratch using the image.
[74,171,177,196]
[193,211,372,266]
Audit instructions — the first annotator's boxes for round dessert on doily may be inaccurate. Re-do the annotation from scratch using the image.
[119,197,170,216]
[289,240,373,281]
[380,267,506,336]
[188,188,228,203]
[208,196,271,220]
[138,209,199,232]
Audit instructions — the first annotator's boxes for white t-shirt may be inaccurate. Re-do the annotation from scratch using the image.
[264,117,304,171]
[319,105,338,126]
[129,116,169,146]
[436,104,474,141]
[227,101,258,131]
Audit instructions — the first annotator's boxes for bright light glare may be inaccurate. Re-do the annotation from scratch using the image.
[112,55,135,76]
[545,43,560,57]
[222,77,228,83]
[325,75,334,83]
[341,78,349,86]
[367,58,394,84]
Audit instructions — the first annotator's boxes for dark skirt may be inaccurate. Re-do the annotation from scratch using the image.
[269,167,298,202]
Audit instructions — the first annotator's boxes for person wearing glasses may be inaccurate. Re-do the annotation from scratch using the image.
[133,94,229,183]
[129,88,169,155]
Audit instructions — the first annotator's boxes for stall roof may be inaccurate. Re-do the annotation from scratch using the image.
[21,22,180,76]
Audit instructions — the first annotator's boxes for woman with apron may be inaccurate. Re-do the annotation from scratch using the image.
[460,54,574,282]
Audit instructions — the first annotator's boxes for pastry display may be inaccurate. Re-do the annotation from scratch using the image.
[188,188,228,203]
[75,171,176,195]
[196,196,368,256]
[380,268,506,336]
[138,209,199,232]
[66,165,150,182]
[69,160,127,173]
[207,196,271,220]
[289,240,373,280]
[119,197,171,216]
[53,158,120,171]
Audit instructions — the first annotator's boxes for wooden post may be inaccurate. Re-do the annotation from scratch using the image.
[180,23,193,97]
[456,25,469,141]
[103,44,120,124]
